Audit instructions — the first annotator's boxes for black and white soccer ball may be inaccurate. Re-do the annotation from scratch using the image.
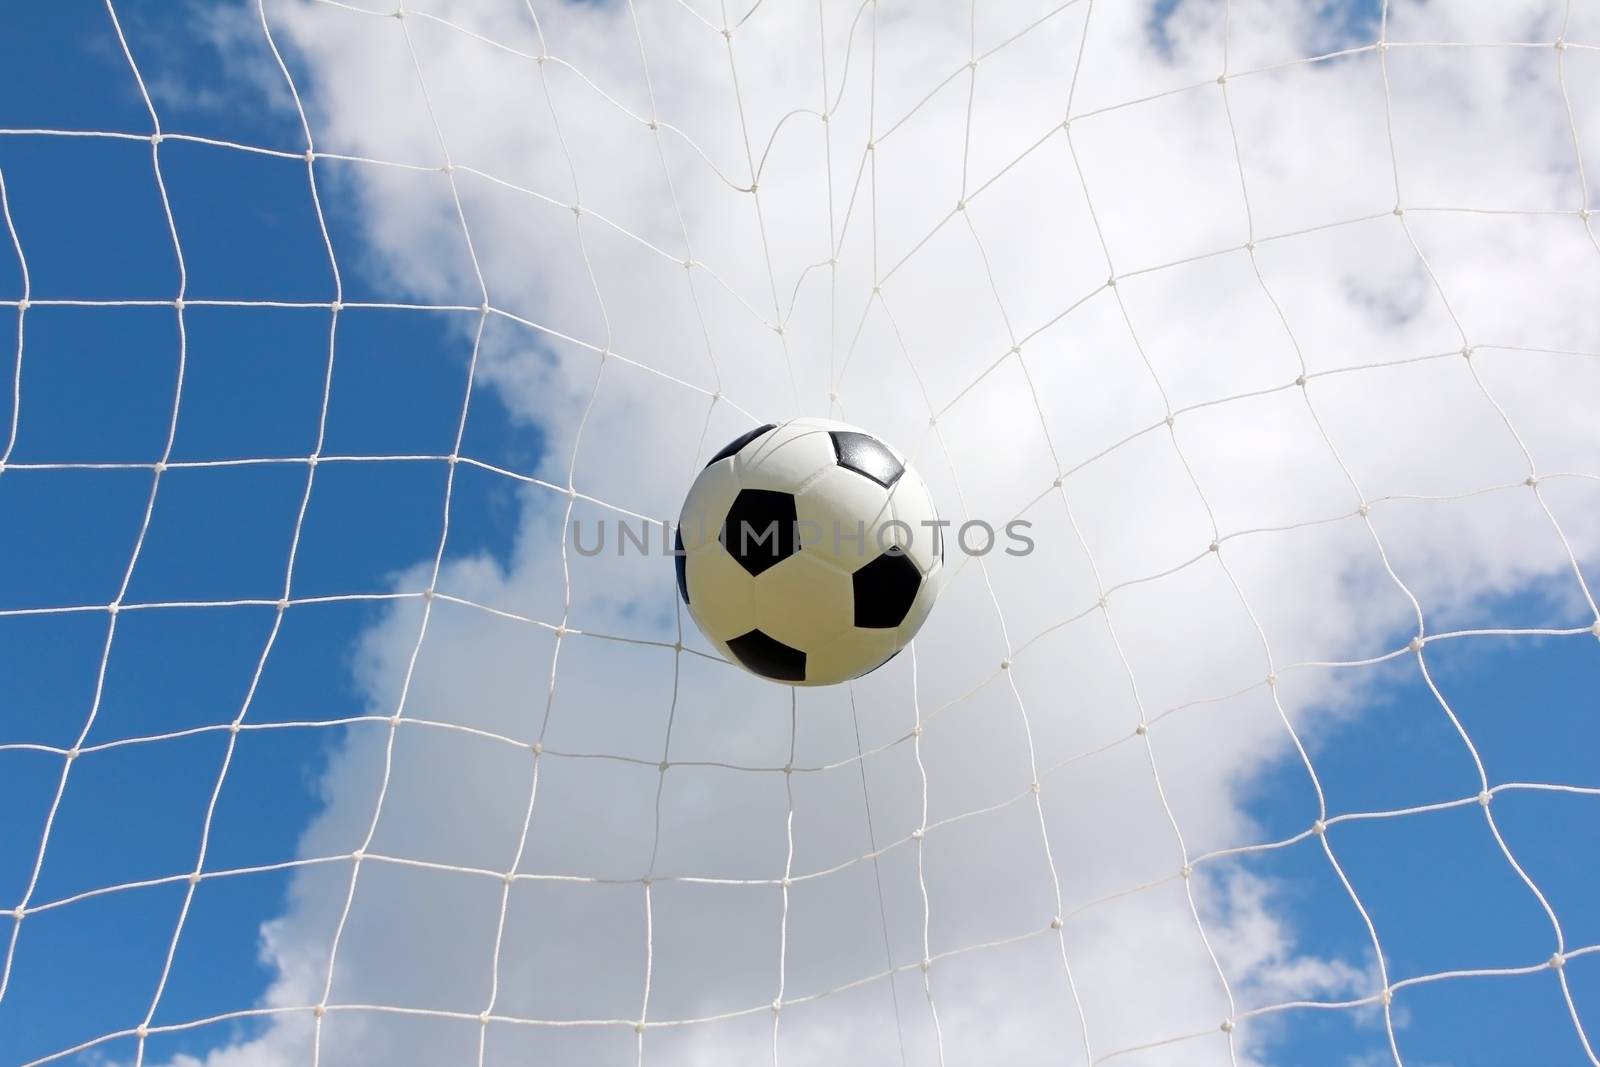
[675,418,944,686]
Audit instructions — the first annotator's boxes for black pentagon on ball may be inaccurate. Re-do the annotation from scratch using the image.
[720,488,798,577]
[674,527,689,605]
[853,547,921,628]
[830,430,903,488]
[726,629,807,682]
[706,423,777,467]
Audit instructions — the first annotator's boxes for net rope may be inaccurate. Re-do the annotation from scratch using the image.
[0,0,1598,1065]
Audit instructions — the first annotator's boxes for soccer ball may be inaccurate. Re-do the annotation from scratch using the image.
[675,418,944,686]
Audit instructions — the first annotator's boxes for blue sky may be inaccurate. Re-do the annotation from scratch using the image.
[0,6,536,1062]
[1,3,1597,1066]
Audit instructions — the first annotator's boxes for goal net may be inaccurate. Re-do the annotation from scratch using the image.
[1,1,1598,1065]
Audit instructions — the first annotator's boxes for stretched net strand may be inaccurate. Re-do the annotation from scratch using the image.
[717,3,802,403]
[301,5,502,1063]
[844,680,913,1066]
[20,934,1600,1067]
[1247,0,1583,1055]
[905,643,950,1064]
[1370,2,1598,1057]
[771,694,800,1063]
[902,3,1249,1059]
[816,0,913,1057]
[0,0,198,1020]
[1204,12,1401,1057]
[929,6,1098,1061]
[0,169,23,473]
[848,11,1105,1064]
[11,763,1595,926]
[115,0,350,1055]
[0,597,1593,766]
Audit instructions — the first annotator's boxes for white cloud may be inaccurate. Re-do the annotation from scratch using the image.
[121,0,1600,1064]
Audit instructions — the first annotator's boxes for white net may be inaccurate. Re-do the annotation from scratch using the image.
[1,1,1599,1065]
